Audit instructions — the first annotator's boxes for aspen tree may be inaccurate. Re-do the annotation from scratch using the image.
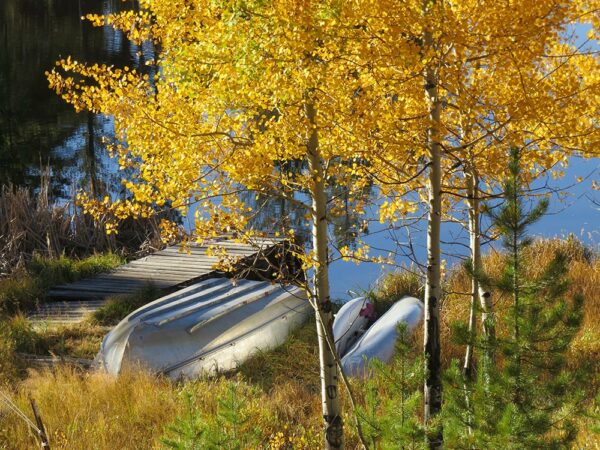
[421,12,443,447]
[353,1,599,446]
[442,3,600,442]
[47,2,413,448]
[47,1,599,447]
[444,7,600,380]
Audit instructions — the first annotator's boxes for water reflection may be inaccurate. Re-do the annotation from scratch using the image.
[1,0,596,301]
[0,0,148,197]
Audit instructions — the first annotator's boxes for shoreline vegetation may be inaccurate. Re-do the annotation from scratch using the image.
[4,1,598,447]
[0,235,598,449]
[0,178,169,279]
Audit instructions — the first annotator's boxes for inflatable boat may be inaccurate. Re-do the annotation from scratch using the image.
[333,296,423,377]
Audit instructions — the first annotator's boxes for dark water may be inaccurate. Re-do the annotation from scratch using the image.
[0,2,598,299]
[0,0,150,196]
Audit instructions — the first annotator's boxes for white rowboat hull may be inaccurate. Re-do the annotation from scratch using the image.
[332,296,372,357]
[95,278,311,379]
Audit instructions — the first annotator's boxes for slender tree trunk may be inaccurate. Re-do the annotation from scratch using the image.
[511,168,521,407]
[463,165,495,379]
[305,99,344,450]
[462,172,478,434]
[461,165,483,435]
[423,27,443,450]
[86,112,98,198]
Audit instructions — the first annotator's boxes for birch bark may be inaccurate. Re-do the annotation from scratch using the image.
[305,99,344,450]
[463,165,495,379]
[423,26,443,450]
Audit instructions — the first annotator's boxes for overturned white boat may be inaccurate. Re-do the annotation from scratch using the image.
[95,278,311,379]
[333,296,423,377]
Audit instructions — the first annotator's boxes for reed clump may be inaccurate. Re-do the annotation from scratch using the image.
[0,179,168,277]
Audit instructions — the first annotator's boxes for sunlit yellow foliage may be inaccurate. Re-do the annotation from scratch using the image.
[47,0,599,254]
[347,0,600,219]
[48,1,407,272]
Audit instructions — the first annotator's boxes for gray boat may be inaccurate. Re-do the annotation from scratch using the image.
[95,278,311,379]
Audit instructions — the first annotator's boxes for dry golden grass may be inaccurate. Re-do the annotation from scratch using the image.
[0,365,329,450]
[239,319,320,391]
[0,238,596,449]
[0,319,372,449]
[0,322,343,450]
[0,367,179,449]
[30,323,109,359]
[367,267,423,315]
[1,314,108,362]
[442,238,600,368]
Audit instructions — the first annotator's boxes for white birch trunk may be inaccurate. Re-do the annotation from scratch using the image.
[462,165,480,436]
[423,27,443,450]
[463,167,479,379]
[463,165,495,378]
[305,100,344,450]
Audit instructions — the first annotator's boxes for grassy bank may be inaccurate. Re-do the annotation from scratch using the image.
[0,323,327,450]
[0,253,124,314]
[1,315,108,359]
[442,237,600,371]
[0,238,598,449]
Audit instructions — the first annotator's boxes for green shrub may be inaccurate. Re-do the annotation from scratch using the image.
[356,324,427,449]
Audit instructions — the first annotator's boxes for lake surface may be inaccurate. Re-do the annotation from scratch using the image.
[0,0,150,196]
[1,1,598,299]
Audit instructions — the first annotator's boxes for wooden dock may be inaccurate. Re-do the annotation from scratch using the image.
[29,237,291,324]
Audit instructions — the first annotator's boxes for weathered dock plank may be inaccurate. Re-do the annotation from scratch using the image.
[30,237,287,324]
